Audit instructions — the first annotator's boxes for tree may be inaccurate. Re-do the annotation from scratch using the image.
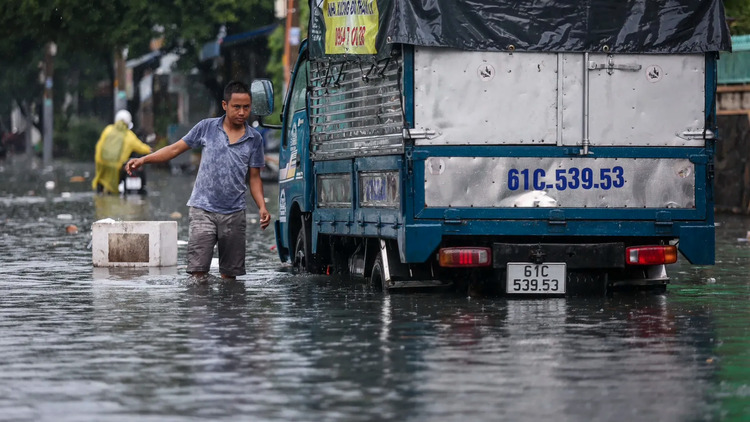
[725,0,750,35]
[0,0,274,122]
[265,1,309,125]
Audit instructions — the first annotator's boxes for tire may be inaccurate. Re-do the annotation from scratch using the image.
[292,216,319,274]
[371,253,387,292]
[293,226,309,273]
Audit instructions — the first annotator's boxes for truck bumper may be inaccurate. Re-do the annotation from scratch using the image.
[490,242,669,292]
[492,242,625,269]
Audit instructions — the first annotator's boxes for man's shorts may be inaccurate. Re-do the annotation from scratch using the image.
[187,207,246,276]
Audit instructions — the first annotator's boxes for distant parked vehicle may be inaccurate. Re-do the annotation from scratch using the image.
[119,153,147,195]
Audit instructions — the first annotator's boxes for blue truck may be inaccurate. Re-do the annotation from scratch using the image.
[258,0,731,294]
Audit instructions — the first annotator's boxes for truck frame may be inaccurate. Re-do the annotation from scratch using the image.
[263,0,731,295]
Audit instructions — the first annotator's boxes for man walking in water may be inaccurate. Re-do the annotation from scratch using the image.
[125,81,271,280]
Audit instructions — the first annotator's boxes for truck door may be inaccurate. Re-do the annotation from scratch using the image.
[279,55,311,218]
[412,48,707,214]
[277,55,311,258]
[560,53,706,147]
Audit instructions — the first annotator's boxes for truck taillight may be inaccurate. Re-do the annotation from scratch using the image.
[439,247,491,267]
[626,245,678,265]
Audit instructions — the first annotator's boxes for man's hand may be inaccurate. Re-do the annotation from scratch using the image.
[259,207,271,230]
[125,157,145,175]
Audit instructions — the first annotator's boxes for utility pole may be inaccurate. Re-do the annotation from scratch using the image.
[114,48,128,117]
[22,101,32,156]
[42,42,56,168]
[283,0,300,94]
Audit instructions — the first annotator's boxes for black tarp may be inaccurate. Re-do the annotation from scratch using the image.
[310,0,731,60]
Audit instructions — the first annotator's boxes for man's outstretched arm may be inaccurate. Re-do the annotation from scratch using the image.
[125,139,190,175]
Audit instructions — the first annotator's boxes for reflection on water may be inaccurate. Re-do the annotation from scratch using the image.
[0,160,749,421]
[92,267,180,281]
[93,195,149,221]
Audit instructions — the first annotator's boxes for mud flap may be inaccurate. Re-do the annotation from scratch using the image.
[678,225,715,265]
[380,239,450,290]
[274,220,289,262]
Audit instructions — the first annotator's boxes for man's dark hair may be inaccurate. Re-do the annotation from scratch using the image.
[223,80,251,103]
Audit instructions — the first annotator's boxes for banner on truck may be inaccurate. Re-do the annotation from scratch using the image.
[309,0,731,61]
[322,0,379,55]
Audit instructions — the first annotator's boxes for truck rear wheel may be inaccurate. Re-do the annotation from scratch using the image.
[293,226,310,273]
[292,215,320,274]
[371,253,387,292]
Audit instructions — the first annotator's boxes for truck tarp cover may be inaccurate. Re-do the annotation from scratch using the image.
[310,0,731,60]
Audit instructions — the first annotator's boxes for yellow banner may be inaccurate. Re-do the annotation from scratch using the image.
[323,0,379,55]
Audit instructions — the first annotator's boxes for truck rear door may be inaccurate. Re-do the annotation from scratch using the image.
[413,48,709,218]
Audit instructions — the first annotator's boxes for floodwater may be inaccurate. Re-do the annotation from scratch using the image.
[1,158,749,422]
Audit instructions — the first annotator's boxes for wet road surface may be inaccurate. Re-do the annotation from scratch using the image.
[0,159,749,421]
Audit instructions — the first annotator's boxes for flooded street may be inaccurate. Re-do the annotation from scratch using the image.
[1,159,749,421]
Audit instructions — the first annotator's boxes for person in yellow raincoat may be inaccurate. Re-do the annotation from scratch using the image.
[92,110,152,194]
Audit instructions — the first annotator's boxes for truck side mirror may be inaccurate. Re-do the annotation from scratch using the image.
[251,79,274,116]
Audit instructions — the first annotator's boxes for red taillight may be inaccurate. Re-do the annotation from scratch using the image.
[439,247,491,267]
[626,245,678,265]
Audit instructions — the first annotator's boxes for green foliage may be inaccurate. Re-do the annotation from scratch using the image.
[0,0,274,123]
[54,116,106,160]
[725,0,750,35]
[265,25,286,125]
[0,42,43,118]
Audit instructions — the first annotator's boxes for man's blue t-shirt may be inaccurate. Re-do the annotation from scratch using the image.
[183,116,265,214]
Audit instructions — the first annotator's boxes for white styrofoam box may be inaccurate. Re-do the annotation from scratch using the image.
[92,220,178,267]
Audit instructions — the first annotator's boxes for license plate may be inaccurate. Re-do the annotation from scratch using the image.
[125,177,142,190]
[506,263,566,294]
